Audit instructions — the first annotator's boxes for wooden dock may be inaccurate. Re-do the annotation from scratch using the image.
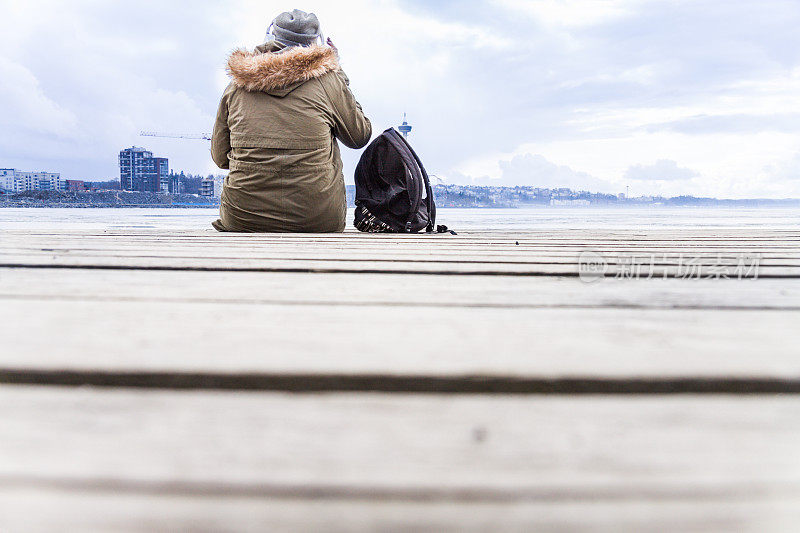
[1,225,800,531]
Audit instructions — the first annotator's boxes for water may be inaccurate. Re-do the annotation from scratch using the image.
[430,207,800,231]
[1,207,798,231]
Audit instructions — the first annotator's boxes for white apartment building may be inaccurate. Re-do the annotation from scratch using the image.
[0,169,64,192]
[15,171,64,192]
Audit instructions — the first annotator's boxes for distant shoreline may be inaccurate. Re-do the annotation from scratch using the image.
[2,188,799,209]
[0,204,219,209]
[3,204,799,210]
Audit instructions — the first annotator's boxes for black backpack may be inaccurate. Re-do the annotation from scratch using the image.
[354,128,451,234]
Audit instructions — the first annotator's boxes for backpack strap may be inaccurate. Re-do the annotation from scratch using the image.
[392,130,437,233]
[384,129,425,232]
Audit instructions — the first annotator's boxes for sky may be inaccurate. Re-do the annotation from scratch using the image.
[1,0,800,198]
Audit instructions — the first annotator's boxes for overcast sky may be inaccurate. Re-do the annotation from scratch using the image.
[1,0,799,198]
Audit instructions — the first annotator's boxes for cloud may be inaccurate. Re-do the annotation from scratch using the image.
[497,0,641,29]
[0,57,78,137]
[762,152,800,182]
[499,154,615,191]
[0,0,799,197]
[453,153,616,192]
[624,160,698,181]
[646,113,800,135]
[0,0,236,178]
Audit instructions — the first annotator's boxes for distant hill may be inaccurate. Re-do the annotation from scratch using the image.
[349,184,800,208]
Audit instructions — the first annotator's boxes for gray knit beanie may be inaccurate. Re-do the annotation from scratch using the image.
[266,9,322,49]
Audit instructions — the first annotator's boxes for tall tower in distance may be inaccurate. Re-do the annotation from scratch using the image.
[398,113,412,139]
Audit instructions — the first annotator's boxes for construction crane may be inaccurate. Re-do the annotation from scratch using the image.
[140,131,211,141]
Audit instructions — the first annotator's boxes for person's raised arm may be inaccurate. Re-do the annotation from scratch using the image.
[211,86,233,169]
[320,39,372,149]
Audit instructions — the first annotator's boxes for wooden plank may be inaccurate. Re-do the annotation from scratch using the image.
[2,299,799,377]
[5,244,795,255]
[4,229,798,238]
[1,268,798,310]
[2,265,800,308]
[4,229,797,277]
[7,233,800,248]
[1,488,798,533]
[2,389,799,491]
[4,245,800,263]
[3,229,799,245]
[2,255,793,271]
[0,226,742,235]
[1,256,791,277]
[0,389,798,531]
[3,223,798,233]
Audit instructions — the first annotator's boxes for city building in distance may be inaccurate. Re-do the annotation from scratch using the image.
[119,147,171,193]
[65,180,88,191]
[0,168,63,192]
[200,176,224,199]
[0,169,12,192]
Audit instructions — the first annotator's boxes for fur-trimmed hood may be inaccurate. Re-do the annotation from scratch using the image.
[226,45,339,93]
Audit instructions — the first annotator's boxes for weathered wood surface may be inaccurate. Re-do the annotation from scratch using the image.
[1,225,800,531]
[1,388,799,532]
[2,228,799,277]
[4,389,800,488]
[2,268,799,309]
[4,488,799,533]
[2,298,800,379]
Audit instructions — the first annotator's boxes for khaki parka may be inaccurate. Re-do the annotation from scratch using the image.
[211,43,372,232]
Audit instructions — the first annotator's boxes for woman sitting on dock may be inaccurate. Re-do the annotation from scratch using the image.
[211,9,372,233]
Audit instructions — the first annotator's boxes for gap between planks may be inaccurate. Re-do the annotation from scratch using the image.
[1,263,794,278]
[1,369,800,394]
